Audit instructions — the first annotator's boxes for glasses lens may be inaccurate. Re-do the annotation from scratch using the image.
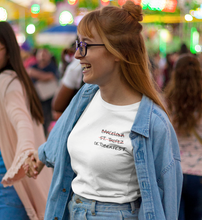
[76,40,79,50]
[79,42,86,57]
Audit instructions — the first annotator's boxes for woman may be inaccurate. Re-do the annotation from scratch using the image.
[0,22,52,220]
[165,53,202,220]
[25,1,182,220]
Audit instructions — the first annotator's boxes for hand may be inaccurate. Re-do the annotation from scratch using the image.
[23,151,44,179]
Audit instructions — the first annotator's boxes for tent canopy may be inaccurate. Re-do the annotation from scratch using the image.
[36,24,77,47]
[42,24,77,33]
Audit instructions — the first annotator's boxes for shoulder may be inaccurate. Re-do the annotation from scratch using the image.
[0,70,23,95]
[151,103,170,129]
[0,70,16,80]
[78,83,98,95]
[150,102,180,160]
[64,59,81,75]
[150,103,173,141]
[68,59,80,69]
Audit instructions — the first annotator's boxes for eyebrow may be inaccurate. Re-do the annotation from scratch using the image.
[81,37,92,42]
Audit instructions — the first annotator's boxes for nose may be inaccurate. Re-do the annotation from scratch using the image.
[74,49,82,59]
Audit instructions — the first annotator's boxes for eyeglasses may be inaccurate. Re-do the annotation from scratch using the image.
[76,40,105,57]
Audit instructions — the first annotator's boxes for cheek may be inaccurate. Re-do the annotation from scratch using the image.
[0,55,8,67]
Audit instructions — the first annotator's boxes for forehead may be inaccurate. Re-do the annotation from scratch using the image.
[37,49,50,56]
[78,26,102,43]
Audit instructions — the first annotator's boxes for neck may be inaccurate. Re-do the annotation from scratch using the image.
[99,80,142,105]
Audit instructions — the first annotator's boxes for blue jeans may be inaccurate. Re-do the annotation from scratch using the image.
[0,174,29,220]
[178,174,202,220]
[68,194,140,220]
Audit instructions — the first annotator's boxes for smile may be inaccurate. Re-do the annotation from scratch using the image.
[81,64,91,72]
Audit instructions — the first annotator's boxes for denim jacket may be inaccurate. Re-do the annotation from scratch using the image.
[38,84,182,220]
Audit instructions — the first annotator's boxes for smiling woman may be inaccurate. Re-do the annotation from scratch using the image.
[24,1,182,220]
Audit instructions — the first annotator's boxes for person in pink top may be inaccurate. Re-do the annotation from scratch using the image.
[0,21,52,220]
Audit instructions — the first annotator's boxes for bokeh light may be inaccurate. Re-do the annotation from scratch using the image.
[26,24,36,34]
[160,29,172,43]
[195,45,201,52]
[0,7,7,21]
[16,33,26,46]
[68,0,78,5]
[185,14,193,21]
[59,11,74,26]
[101,0,110,6]
[31,4,40,14]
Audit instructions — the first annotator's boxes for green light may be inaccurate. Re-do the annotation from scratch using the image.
[142,0,149,9]
[159,29,169,57]
[31,4,40,14]
[59,11,74,26]
[148,0,166,11]
[190,27,199,54]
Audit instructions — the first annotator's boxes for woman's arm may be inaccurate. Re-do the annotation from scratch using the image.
[1,82,38,186]
[152,115,183,219]
[52,84,76,113]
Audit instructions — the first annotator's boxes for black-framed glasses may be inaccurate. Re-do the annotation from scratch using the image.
[76,40,105,57]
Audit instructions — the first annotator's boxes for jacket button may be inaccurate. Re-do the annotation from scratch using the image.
[76,198,82,204]
[54,217,58,220]
[62,188,66,192]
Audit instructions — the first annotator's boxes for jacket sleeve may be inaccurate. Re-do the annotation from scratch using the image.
[152,115,183,220]
[38,83,89,168]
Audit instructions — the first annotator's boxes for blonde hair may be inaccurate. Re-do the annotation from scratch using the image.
[78,1,168,115]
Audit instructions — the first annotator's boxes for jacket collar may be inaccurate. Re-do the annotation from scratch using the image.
[83,85,153,138]
[131,95,153,138]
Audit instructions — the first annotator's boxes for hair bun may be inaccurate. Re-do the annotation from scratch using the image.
[122,1,143,22]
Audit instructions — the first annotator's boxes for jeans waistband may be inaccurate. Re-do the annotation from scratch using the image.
[72,194,141,216]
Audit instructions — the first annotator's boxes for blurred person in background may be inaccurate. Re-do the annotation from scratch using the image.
[20,41,37,69]
[165,53,202,220]
[51,47,82,132]
[58,47,75,79]
[178,43,190,55]
[27,48,58,136]
[24,2,182,220]
[162,53,174,90]
[0,21,52,220]
[52,57,83,118]
[149,52,163,92]
[51,39,82,121]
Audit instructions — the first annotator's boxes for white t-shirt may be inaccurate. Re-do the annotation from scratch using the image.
[62,58,82,90]
[68,90,141,204]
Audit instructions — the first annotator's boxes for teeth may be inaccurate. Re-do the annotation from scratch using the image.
[81,64,91,71]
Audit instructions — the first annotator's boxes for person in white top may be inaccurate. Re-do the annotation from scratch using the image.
[68,90,141,204]
[52,58,82,115]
